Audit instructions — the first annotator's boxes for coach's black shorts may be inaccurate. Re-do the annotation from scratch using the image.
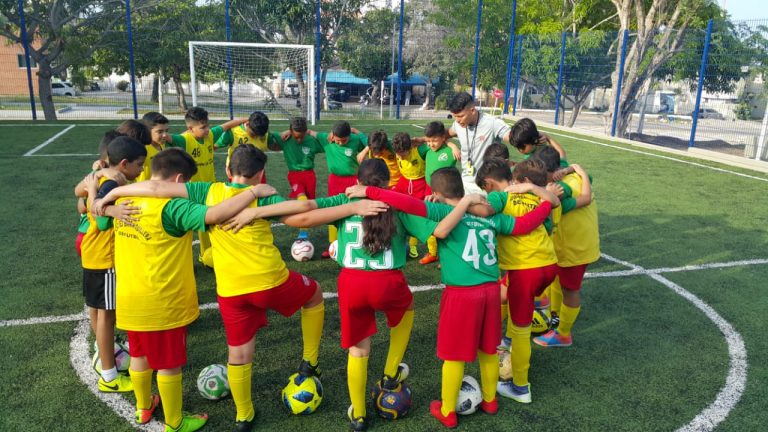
[83,268,116,310]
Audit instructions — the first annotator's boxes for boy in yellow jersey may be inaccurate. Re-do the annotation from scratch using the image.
[475,158,561,404]
[215,111,282,183]
[357,130,401,188]
[138,112,170,182]
[166,107,243,265]
[391,132,431,260]
[77,136,146,393]
[93,147,273,432]
[530,147,599,347]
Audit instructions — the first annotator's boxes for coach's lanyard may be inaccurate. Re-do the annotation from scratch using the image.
[464,111,481,172]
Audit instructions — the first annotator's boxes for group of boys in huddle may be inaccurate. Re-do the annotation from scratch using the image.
[74,90,599,432]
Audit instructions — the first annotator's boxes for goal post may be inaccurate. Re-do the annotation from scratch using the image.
[189,41,316,124]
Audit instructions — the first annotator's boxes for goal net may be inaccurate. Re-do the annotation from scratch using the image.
[189,42,315,123]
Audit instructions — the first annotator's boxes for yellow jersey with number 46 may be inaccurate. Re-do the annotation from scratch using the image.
[181,131,215,183]
[553,173,599,267]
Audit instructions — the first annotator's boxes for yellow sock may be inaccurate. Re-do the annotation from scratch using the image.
[129,368,153,410]
[157,372,183,429]
[505,312,514,339]
[347,355,368,418]
[500,301,508,323]
[300,302,325,365]
[441,360,464,416]
[558,304,581,337]
[328,225,337,243]
[384,310,413,377]
[427,235,438,256]
[228,363,254,422]
[477,351,499,403]
[297,195,309,233]
[510,324,532,387]
[550,278,563,315]
[409,236,417,248]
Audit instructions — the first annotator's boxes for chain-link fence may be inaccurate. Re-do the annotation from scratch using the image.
[2,2,766,161]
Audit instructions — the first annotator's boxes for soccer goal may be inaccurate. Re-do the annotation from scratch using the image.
[189,41,316,123]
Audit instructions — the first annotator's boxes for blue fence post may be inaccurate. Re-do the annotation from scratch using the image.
[395,0,404,120]
[512,34,523,116]
[315,0,322,122]
[125,0,138,119]
[611,29,630,137]
[225,0,234,120]
[471,0,483,99]
[502,0,517,114]
[554,31,567,125]
[689,19,713,148]
[18,0,36,120]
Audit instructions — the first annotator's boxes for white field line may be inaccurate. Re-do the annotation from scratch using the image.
[546,130,768,183]
[23,124,76,156]
[586,258,768,278]
[600,253,747,432]
[30,153,99,157]
[69,318,165,432]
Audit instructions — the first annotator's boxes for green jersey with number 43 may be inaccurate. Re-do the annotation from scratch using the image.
[317,194,433,270]
[419,202,518,287]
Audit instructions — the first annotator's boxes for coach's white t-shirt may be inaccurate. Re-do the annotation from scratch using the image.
[452,112,510,192]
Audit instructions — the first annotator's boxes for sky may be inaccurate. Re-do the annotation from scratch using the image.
[718,0,765,21]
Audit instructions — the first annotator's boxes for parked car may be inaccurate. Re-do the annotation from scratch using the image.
[88,82,101,91]
[687,108,724,120]
[327,87,349,102]
[51,82,77,96]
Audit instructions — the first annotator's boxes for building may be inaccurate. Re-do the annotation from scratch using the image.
[0,35,40,96]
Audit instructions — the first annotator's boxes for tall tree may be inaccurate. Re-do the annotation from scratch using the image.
[0,0,156,120]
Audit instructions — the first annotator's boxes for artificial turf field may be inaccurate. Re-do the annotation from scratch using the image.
[1,118,767,431]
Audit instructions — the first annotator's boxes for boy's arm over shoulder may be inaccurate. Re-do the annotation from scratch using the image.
[267,132,283,151]
[214,129,234,149]
[161,198,208,236]
[94,180,119,230]
[210,125,226,142]
[167,133,187,148]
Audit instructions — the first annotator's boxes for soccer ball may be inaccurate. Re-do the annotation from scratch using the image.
[291,240,315,262]
[328,240,338,261]
[282,372,323,415]
[531,308,551,335]
[92,340,131,375]
[371,381,413,419]
[498,349,513,381]
[455,376,482,415]
[197,364,230,400]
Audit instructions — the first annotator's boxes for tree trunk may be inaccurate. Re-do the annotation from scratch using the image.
[567,103,583,127]
[151,74,159,103]
[37,69,57,121]
[172,73,188,111]
[424,78,433,110]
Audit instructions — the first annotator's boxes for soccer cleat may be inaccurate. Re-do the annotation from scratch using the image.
[135,394,161,424]
[165,413,208,432]
[408,245,419,259]
[549,312,560,329]
[533,329,572,347]
[380,362,409,391]
[534,296,550,309]
[418,253,438,265]
[496,381,532,404]
[479,398,499,415]
[347,405,368,431]
[497,336,511,350]
[98,374,133,393]
[298,359,322,378]
[429,400,457,428]
[233,413,256,432]
[297,231,309,241]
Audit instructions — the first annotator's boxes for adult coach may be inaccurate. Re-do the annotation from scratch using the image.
[446,92,511,194]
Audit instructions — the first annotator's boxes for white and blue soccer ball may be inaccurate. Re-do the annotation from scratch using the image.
[456,375,482,415]
[197,364,230,400]
[282,372,323,415]
[92,340,131,375]
[291,240,315,262]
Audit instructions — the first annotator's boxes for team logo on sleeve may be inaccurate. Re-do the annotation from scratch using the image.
[344,148,353,156]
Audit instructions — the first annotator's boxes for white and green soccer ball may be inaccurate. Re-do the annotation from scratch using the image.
[197,364,230,400]
[92,340,131,375]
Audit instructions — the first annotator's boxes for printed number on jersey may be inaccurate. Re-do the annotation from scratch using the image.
[462,228,497,269]
[343,221,394,270]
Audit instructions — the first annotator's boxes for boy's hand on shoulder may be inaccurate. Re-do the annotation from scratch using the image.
[221,210,256,234]
[424,193,439,203]
[462,193,488,206]
[446,141,461,161]
[551,167,572,182]
[546,182,564,198]
[352,199,389,216]
[537,133,550,145]
[345,184,368,198]
[251,183,278,198]
[504,183,532,194]
[91,159,107,171]
[107,200,140,223]
[280,129,291,141]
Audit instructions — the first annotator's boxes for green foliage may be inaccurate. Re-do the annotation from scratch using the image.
[337,8,401,85]
[116,80,129,92]
[734,100,752,120]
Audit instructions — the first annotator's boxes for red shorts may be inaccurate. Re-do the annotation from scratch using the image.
[437,282,501,362]
[328,173,358,196]
[127,327,188,370]
[287,170,317,199]
[217,271,318,346]
[392,176,429,199]
[75,232,85,256]
[558,264,589,291]
[338,268,413,349]
[506,265,558,327]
